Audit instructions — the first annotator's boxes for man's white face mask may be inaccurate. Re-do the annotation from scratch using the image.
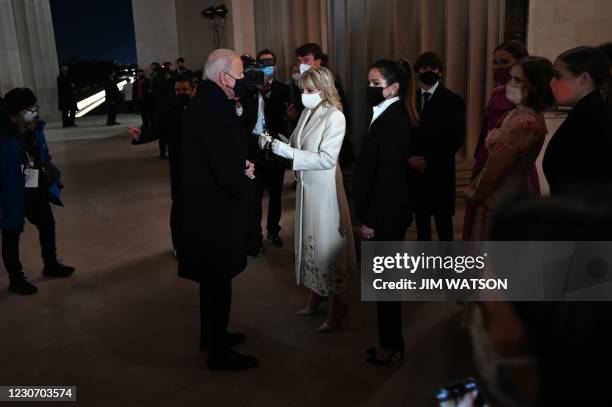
[299,64,312,75]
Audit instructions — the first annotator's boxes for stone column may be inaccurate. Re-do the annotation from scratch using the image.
[132,0,180,73]
[226,0,256,55]
[0,0,59,120]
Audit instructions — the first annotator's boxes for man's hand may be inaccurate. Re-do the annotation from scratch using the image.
[127,126,141,141]
[286,103,299,122]
[245,160,256,179]
[360,225,376,240]
[408,156,428,173]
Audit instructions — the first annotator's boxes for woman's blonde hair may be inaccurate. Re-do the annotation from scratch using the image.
[298,66,343,111]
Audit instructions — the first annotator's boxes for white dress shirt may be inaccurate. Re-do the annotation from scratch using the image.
[370,96,400,125]
[252,92,266,135]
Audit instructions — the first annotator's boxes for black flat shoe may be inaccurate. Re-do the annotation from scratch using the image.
[366,348,405,366]
[207,349,258,371]
[8,279,38,296]
[200,332,246,352]
[42,263,75,278]
[265,232,284,248]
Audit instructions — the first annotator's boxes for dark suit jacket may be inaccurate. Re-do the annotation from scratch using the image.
[543,91,612,195]
[242,80,291,162]
[103,79,122,104]
[57,74,77,111]
[179,80,248,282]
[353,100,413,233]
[408,85,466,215]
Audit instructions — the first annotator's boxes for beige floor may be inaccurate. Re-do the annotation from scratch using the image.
[0,115,475,407]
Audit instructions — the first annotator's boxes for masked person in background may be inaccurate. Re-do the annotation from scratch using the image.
[465,56,555,240]
[543,46,612,195]
[463,41,530,240]
[128,75,197,258]
[242,50,291,253]
[0,88,74,296]
[261,67,357,332]
[407,52,466,242]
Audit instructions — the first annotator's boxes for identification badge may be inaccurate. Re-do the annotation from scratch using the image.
[24,168,39,188]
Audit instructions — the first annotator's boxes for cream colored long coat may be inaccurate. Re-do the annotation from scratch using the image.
[290,103,357,296]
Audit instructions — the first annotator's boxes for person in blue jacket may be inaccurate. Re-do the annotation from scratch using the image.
[0,88,74,296]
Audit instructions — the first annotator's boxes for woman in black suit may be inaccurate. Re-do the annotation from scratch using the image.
[544,46,612,195]
[353,59,419,365]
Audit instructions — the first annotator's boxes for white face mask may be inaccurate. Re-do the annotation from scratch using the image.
[292,73,302,84]
[299,63,312,75]
[469,306,535,407]
[506,84,526,105]
[235,105,243,117]
[301,92,323,109]
[21,110,38,123]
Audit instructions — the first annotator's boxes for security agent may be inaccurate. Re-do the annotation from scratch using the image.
[128,75,197,257]
[0,88,74,296]
[241,50,292,252]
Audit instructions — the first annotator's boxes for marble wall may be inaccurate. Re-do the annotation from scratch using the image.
[0,0,59,120]
[528,0,612,60]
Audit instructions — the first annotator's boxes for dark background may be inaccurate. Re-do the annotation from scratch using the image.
[50,0,138,65]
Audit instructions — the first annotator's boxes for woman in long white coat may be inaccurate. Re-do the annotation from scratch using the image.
[262,67,357,332]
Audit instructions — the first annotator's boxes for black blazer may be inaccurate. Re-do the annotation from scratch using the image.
[543,91,612,195]
[242,80,291,138]
[242,80,292,161]
[179,80,248,282]
[353,100,413,234]
[103,79,122,104]
[408,85,466,215]
[57,74,76,111]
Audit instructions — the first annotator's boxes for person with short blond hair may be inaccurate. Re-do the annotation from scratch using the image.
[262,66,357,332]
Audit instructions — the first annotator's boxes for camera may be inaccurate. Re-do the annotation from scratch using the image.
[241,55,275,88]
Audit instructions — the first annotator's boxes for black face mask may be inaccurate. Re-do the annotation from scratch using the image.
[366,86,386,106]
[419,71,440,86]
[176,93,191,108]
[232,78,249,98]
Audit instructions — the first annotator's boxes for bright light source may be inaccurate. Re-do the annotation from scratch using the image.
[75,97,106,118]
[75,78,133,118]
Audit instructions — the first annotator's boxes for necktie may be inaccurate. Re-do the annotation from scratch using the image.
[423,91,431,107]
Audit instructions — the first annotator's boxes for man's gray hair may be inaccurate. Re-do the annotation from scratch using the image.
[204,49,239,81]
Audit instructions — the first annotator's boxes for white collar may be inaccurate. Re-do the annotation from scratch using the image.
[371,96,400,125]
[421,81,440,96]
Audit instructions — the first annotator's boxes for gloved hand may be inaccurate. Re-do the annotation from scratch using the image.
[271,140,295,160]
[258,134,272,150]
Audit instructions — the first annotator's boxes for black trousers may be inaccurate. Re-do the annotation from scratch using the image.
[245,178,263,253]
[1,189,57,282]
[106,102,117,125]
[414,210,454,241]
[375,226,408,350]
[61,109,76,127]
[255,159,285,235]
[200,277,232,360]
[136,102,152,129]
[158,136,168,159]
[170,198,181,252]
